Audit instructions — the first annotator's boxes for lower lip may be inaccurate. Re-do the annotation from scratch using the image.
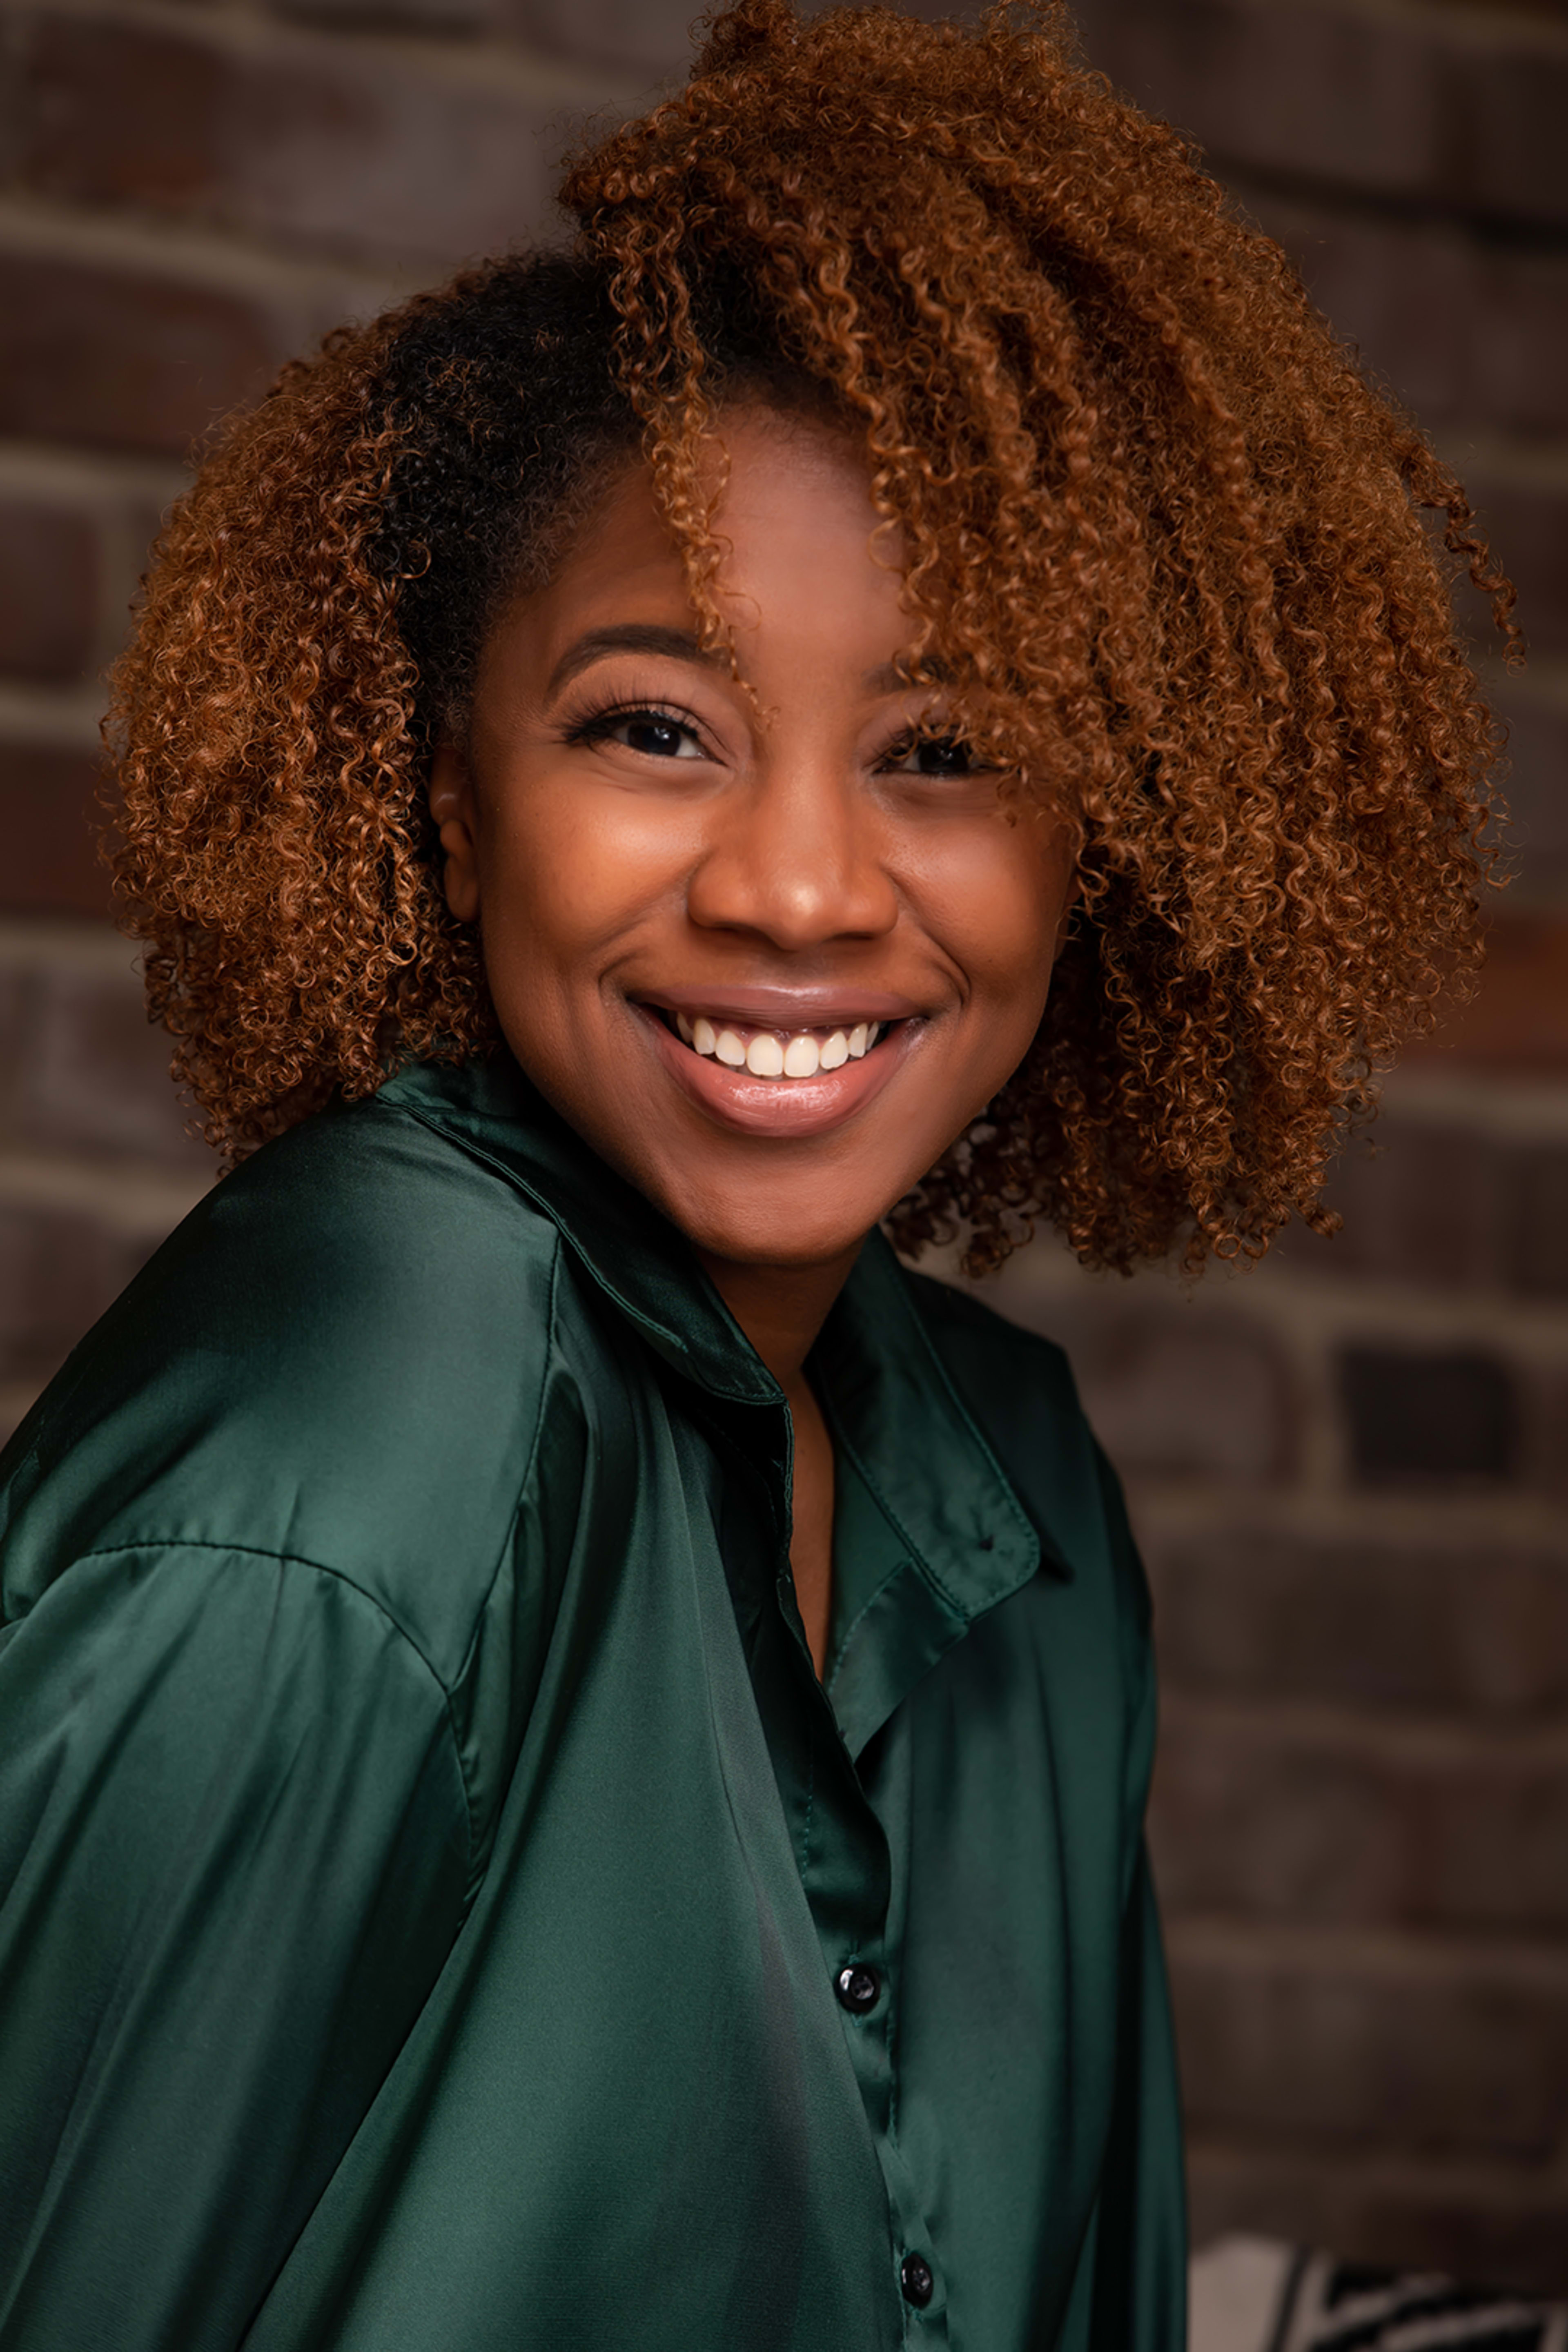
[635,1006,918,1140]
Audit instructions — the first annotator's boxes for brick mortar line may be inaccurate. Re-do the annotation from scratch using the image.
[0,915,141,968]
[987,1245,1568,1363]
[0,440,188,503]
[0,191,407,312]
[1130,1483,1568,1546]
[1165,1913,1568,1984]
[0,1145,209,1228]
[0,679,106,746]
[1186,2132,1568,2198]
[1158,1689,1568,1761]
[12,0,638,107]
[1230,0,1568,60]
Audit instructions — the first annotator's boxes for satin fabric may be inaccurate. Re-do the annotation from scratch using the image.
[0,1056,1185,2350]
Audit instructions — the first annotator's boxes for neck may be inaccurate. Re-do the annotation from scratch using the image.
[695,1242,864,1391]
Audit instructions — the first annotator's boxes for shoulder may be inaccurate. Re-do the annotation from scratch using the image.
[902,1264,1150,1638]
[0,1082,562,1681]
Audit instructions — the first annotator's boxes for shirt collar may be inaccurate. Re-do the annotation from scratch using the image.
[379,1056,1047,1673]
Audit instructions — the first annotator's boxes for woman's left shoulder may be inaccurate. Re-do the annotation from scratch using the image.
[900,1266,1150,1633]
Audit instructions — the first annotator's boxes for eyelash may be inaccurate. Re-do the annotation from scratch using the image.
[559,693,983,777]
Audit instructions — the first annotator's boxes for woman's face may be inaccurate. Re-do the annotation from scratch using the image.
[430,409,1076,1274]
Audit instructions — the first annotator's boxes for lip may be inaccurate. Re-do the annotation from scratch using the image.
[633,999,920,1140]
[641,983,925,1029]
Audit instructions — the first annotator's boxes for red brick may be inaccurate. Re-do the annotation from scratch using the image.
[19,15,557,267]
[0,251,284,459]
[0,740,111,918]
[1100,0,1443,198]
[274,0,504,31]
[1243,195,1474,430]
[985,1289,1294,1484]
[0,950,207,1168]
[510,0,701,76]
[1502,1144,1568,1299]
[1242,197,1568,446]
[1146,1525,1568,1717]
[1152,1702,1568,1936]
[1338,1344,1519,1487]
[1469,479,1568,663]
[1494,684,1568,908]
[1187,2141,1568,2297]
[0,1198,154,1387]
[1401,912,1568,1078]
[1471,40,1568,231]
[0,499,98,685]
[1277,1118,1503,1291]
[1170,1932,1568,2158]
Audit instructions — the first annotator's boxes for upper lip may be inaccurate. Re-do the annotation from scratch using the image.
[638,984,926,1027]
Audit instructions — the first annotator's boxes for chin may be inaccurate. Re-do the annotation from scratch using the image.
[667,1183,891,1272]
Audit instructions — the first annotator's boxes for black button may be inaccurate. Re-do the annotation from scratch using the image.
[900,2254,934,2307]
[835,1962,881,2014]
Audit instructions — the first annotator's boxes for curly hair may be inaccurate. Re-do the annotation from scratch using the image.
[107,0,1515,1276]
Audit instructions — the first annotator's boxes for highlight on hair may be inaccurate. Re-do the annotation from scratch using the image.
[107,0,1515,1276]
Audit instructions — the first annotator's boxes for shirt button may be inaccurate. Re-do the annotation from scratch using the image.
[901,2254,935,2307]
[834,1962,881,2014]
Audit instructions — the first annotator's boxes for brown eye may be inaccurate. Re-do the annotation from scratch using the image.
[884,732,980,778]
[619,713,700,759]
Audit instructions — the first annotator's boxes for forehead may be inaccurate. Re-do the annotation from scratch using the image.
[506,405,913,675]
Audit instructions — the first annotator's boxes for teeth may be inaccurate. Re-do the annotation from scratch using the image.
[672,1014,885,1077]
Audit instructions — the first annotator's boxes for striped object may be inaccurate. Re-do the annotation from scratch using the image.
[1190,2238,1568,2352]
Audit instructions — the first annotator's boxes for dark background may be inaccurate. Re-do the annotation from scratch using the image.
[1,0,1566,2291]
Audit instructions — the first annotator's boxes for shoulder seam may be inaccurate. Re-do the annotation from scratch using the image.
[71,1535,474,1887]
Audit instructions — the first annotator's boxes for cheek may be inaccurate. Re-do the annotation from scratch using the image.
[911,818,1071,1027]
[478,780,688,962]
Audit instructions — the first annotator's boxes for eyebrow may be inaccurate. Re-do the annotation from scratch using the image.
[545,627,952,704]
[545,625,727,701]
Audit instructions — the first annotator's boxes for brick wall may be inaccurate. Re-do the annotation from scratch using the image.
[2,0,1566,2294]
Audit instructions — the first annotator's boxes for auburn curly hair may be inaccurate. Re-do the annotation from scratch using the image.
[107,0,1515,1276]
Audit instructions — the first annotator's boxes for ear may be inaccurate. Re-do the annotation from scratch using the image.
[429,740,481,923]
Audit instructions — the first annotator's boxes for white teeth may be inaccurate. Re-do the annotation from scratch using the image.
[675,1014,888,1076]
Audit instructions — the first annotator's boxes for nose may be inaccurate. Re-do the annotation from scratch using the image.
[685,751,899,950]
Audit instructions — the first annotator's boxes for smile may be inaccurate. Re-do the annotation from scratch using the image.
[668,1011,886,1080]
[633,996,918,1141]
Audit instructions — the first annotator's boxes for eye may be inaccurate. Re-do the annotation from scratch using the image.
[881,732,984,779]
[569,704,708,761]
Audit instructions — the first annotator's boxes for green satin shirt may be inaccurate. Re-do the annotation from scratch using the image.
[0,1056,1185,2351]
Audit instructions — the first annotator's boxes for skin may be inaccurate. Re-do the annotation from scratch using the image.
[430,409,1078,1675]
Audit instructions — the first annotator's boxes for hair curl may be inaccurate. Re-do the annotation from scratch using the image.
[107,0,1515,1275]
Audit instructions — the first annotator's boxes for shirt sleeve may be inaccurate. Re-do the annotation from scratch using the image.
[0,1539,472,2352]
[1068,1843,1190,2352]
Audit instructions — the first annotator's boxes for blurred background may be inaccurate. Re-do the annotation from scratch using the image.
[0,0,1565,2295]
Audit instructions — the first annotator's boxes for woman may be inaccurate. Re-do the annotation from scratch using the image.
[0,3,1510,2347]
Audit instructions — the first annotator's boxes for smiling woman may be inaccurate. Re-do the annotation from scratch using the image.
[0,2,1510,2348]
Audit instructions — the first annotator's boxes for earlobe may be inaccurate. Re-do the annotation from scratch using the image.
[429,742,481,923]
